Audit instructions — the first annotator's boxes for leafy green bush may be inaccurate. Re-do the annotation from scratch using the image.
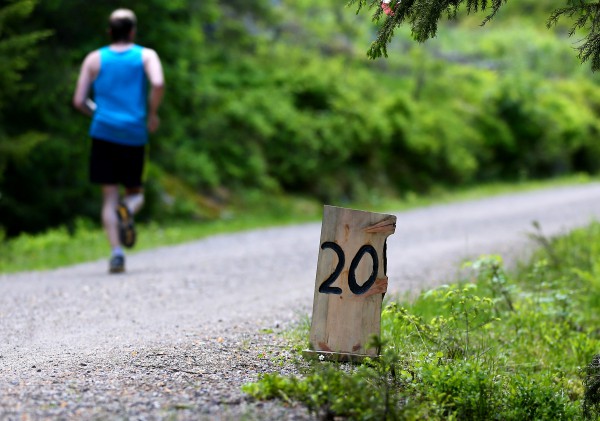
[5,0,600,236]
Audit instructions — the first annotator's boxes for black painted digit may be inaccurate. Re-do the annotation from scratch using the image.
[318,242,380,296]
[348,245,378,295]
[318,241,344,295]
[384,240,388,276]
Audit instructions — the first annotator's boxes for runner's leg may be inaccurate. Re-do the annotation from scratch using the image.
[102,185,121,249]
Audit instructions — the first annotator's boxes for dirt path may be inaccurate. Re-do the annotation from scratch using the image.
[2,183,600,420]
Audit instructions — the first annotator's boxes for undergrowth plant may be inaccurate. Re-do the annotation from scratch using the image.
[244,222,600,420]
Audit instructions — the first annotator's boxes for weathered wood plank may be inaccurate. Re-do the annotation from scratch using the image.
[307,205,396,358]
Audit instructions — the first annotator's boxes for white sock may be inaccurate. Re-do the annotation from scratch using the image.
[112,247,124,257]
[124,193,144,215]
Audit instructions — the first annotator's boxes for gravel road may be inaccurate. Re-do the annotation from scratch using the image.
[2,183,600,420]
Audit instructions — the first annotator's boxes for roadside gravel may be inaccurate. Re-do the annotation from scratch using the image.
[2,183,600,420]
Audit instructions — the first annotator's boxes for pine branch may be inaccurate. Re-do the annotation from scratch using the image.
[361,0,508,60]
[547,1,600,71]
[358,0,600,71]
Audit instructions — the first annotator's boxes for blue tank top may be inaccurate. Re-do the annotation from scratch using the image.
[90,45,148,146]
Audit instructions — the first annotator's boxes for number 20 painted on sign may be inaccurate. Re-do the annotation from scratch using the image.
[318,241,379,296]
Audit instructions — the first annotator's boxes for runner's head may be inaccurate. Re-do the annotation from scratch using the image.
[109,9,137,43]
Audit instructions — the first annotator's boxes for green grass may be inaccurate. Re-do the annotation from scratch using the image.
[356,173,596,214]
[0,195,321,273]
[0,174,595,274]
[243,219,600,420]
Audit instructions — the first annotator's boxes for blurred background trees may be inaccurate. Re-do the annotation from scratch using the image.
[1,0,600,237]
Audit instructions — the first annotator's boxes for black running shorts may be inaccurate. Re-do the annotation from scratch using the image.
[89,138,146,188]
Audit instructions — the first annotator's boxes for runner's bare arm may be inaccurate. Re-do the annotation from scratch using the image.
[142,48,165,133]
[73,51,100,117]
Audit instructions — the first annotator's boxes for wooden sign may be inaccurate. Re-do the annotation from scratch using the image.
[306,205,396,361]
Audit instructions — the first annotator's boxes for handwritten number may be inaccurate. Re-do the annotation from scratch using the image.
[383,240,388,276]
[318,242,379,295]
[319,241,344,295]
[348,245,378,295]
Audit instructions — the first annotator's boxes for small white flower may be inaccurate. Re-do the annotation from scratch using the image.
[318,354,325,361]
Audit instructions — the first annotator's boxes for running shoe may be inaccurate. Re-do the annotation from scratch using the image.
[109,254,125,273]
[116,202,136,248]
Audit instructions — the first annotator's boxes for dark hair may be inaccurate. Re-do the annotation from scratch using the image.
[109,16,135,42]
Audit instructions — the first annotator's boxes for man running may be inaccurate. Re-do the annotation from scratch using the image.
[73,8,165,273]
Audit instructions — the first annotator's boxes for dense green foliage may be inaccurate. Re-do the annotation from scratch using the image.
[2,0,600,239]
[244,222,600,419]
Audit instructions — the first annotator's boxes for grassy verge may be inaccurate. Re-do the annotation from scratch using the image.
[0,174,594,274]
[243,220,600,420]
[0,194,321,273]
[362,173,595,213]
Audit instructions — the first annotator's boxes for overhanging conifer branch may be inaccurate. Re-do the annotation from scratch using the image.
[354,0,600,71]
